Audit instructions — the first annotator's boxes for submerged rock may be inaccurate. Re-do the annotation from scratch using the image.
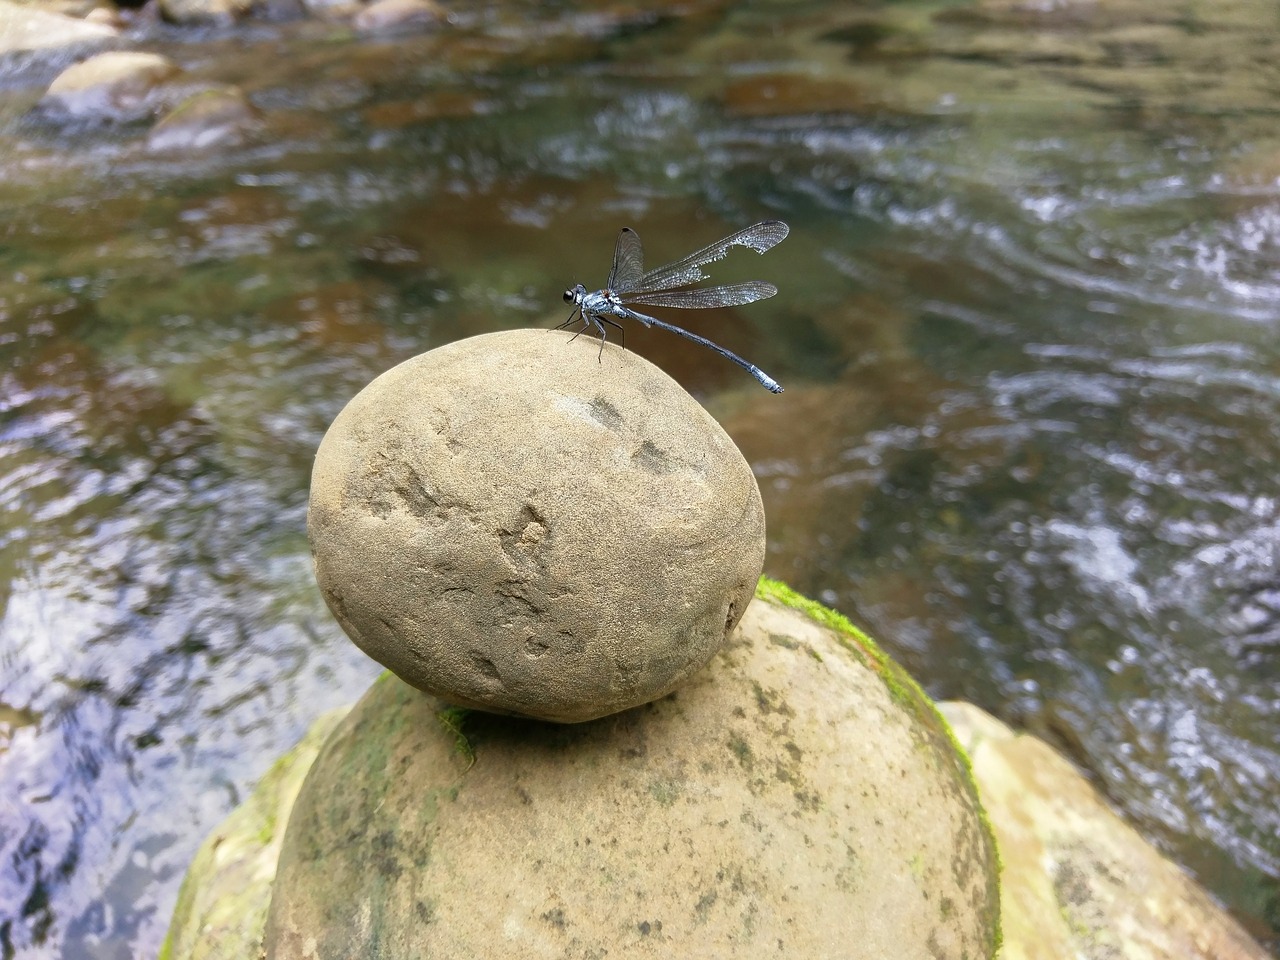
[35,51,179,124]
[941,702,1271,960]
[147,87,259,152]
[300,0,362,20]
[309,329,767,723]
[247,0,307,20]
[260,585,999,959]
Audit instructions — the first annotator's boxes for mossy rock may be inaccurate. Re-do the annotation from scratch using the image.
[159,708,348,960]
[260,579,999,958]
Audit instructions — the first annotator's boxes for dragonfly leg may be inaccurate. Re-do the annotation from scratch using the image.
[563,310,595,346]
[590,315,626,362]
[600,316,625,352]
[563,312,627,362]
[555,307,582,332]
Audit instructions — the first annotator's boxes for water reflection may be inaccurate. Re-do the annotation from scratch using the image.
[0,258,386,956]
[1,0,1278,955]
[730,64,1280,939]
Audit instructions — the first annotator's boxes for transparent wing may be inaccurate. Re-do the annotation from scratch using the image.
[628,220,789,294]
[618,281,778,310]
[607,227,645,291]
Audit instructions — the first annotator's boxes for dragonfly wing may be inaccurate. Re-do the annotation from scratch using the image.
[607,227,645,291]
[619,281,778,309]
[631,220,789,294]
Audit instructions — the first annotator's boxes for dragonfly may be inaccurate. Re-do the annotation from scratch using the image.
[558,220,789,393]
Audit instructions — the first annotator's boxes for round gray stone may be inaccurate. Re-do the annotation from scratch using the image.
[308,328,766,723]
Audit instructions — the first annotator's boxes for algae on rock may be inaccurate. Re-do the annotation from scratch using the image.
[159,709,348,960]
[261,585,1001,959]
[942,701,1271,960]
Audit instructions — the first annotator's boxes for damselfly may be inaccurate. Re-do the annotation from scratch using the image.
[558,220,789,393]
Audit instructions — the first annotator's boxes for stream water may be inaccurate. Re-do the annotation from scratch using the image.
[1,0,1278,956]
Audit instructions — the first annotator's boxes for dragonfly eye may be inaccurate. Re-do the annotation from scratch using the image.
[562,289,574,303]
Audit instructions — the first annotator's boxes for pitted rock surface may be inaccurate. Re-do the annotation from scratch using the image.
[308,328,766,722]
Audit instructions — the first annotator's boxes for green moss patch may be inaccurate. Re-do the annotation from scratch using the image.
[754,575,1003,955]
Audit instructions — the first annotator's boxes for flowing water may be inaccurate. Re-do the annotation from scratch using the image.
[1,0,1278,955]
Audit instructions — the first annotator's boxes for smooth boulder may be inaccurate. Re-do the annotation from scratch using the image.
[36,51,179,123]
[148,87,259,152]
[308,329,767,723]
[353,0,446,33]
[159,0,251,25]
[0,1,118,78]
[262,584,1001,959]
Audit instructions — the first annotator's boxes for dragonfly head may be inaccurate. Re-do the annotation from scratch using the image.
[563,283,586,305]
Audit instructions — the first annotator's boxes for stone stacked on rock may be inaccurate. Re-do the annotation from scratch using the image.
[308,329,767,723]
[163,331,1007,958]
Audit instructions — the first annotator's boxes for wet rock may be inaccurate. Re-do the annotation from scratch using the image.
[353,0,445,34]
[0,0,118,78]
[147,87,259,152]
[248,0,307,20]
[722,73,895,118]
[159,709,348,960]
[35,51,180,124]
[941,701,1271,960]
[83,5,126,28]
[308,329,767,723]
[261,587,1000,959]
[159,0,251,25]
[300,0,361,20]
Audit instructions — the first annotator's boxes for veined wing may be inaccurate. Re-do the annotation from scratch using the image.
[607,227,644,291]
[626,220,789,295]
[618,281,778,310]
